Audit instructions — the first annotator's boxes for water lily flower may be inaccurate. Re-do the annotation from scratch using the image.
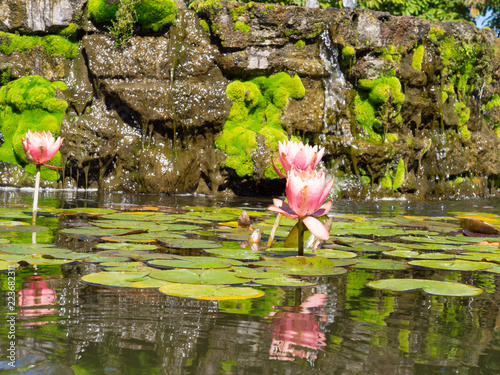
[273,139,324,177]
[21,130,63,169]
[268,167,333,241]
[21,130,64,226]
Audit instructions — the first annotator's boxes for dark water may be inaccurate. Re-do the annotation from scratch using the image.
[1,189,500,375]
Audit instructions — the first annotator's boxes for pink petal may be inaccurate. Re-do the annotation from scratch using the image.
[267,205,298,220]
[311,200,333,217]
[303,216,330,240]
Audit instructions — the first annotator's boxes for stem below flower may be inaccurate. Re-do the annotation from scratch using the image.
[32,165,41,226]
[297,218,304,256]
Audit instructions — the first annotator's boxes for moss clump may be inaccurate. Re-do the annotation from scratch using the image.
[376,45,402,62]
[295,40,305,49]
[88,0,177,31]
[0,32,78,59]
[233,21,250,33]
[341,44,355,67]
[0,76,67,181]
[354,77,405,142]
[216,72,305,178]
[381,157,405,191]
[412,44,424,71]
[199,19,210,33]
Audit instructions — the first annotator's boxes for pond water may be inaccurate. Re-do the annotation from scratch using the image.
[1,188,500,375]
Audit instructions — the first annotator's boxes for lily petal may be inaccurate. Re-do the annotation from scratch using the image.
[303,216,330,240]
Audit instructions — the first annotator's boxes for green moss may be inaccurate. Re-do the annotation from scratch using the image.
[216,72,305,178]
[0,32,78,59]
[354,77,405,142]
[380,167,393,189]
[342,45,355,58]
[307,23,323,39]
[233,21,250,33]
[199,19,210,33]
[393,158,405,191]
[428,27,445,44]
[88,0,177,31]
[412,44,424,71]
[58,23,78,41]
[264,4,274,9]
[230,3,247,21]
[386,133,399,143]
[0,76,67,181]
[295,40,305,49]
[376,45,401,62]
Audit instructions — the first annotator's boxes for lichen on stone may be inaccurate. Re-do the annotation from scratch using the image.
[215,72,305,178]
[0,76,68,181]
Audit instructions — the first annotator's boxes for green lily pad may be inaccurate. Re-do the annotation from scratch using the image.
[0,225,50,233]
[251,275,318,287]
[94,243,159,251]
[382,250,455,260]
[0,243,71,256]
[158,283,265,300]
[456,253,500,262]
[158,238,221,249]
[0,253,79,265]
[149,268,247,285]
[204,248,261,261]
[99,261,151,272]
[147,257,238,269]
[350,258,408,270]
[0,260,19,272]
[81,271,169,288]
[47,207,117,215]
[367,278,483,297]
[251,256,347,277]
[310,249,358,259]
[409,259,496,271]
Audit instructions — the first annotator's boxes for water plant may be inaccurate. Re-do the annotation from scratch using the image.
[268,139,333,255]
[21,130,63,224]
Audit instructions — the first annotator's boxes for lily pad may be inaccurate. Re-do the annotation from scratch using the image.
[251,256,347,277]
[382,250,455,260]
[312,249,358,259]
[409,259,496,271]
[158,283,265,300]
[81,271,168,288]
[149,268,247,285]
[158,238,221,249]
[99,261,151,272]
[204,248,261,261]
[94,243,159,251]
[0,243,71,256]
[251,275,318,287]
[350,258,408,270]
[0,260,19,272]
[147,257,238,269]
[367,278,483,297]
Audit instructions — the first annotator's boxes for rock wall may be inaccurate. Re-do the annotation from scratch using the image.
[0,0,499,198]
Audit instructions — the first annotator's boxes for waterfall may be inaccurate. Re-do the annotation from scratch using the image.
[342,0,357,7]
[306,0,318,8]
[319,30,348,132]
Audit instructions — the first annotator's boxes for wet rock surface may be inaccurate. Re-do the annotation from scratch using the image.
[1,1,500,198]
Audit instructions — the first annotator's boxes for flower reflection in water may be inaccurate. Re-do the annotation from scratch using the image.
[267,293,327,362]
[18,276,57,324]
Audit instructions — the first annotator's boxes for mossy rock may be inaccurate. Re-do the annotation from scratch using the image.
[0,76,67,181]
[0,32,78,59]
[216,72,305,178]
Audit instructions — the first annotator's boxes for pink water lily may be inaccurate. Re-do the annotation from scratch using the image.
[273,140,324,177]
[268,167,333,240]
[21,130,63,169]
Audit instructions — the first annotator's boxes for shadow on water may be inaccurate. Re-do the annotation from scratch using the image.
[0,188,500,375]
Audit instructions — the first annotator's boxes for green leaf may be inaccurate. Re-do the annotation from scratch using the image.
[149,268,247,285]
[367,278,483,297]
[158,283,265,300]
[81,271,168,288]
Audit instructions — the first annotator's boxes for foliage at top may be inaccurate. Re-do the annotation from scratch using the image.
[0,76,67,181]
[88,0,178,45]
[202,0,498,32]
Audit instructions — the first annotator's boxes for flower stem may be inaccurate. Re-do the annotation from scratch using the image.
[32,165,40,226]
[267,213,283,248]
[297,219,304,256]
